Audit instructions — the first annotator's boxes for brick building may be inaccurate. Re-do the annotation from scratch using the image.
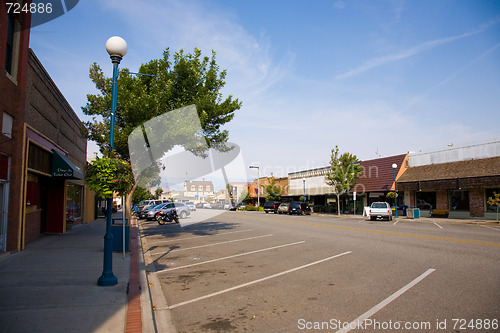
[22,49,86,247]
[0,3,31,252]
[398,141,500,219]
[1,3,87,252]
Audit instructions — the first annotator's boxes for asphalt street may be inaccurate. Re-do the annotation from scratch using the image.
[140,210,500,332]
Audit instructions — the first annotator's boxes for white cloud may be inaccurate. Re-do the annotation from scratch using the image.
[335,19,500,80]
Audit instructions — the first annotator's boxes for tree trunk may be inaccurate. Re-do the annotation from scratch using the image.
[337,193,340,216]
[125,182,138,223]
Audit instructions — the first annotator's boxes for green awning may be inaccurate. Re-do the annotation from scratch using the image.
[51,150,83,179]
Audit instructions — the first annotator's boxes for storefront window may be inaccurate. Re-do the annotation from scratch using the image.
[449,190,469,211]
[66,184,82,223]
[416,191,436,210]
[485,188,500,212]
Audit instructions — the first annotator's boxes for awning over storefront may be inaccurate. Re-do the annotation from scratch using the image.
[51,149,83,179]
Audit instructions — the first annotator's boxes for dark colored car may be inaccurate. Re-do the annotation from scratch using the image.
[157,202,191,219]
[263,201,280,214]
[288,201,312,215]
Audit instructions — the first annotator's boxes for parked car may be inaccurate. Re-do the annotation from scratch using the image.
[139,203,170,220]
[264,201,280,214]
[136,199,169,211]
[196,202,204,209]
[185,201,196,211]
[203,202,212,209]
[369,202,392,221]
[137,204,161,220]
[288,201,312,215]
[278,202,290,214]
[224,202,234,210]
[157,202,191,219]
[230,202,246,211]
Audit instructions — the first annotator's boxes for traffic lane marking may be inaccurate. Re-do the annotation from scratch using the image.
[149,234,274,255]
[336,268,436,333]
[239,215,500,247]
[480,225,500,232]
[155,241,306,273]
[145,229,254,246]
[166,251,352,309]
[433,222,443,229]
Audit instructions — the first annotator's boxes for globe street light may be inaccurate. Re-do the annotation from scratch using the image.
[392,163,398,219]
[249,166,260,207]
[98,36,127,287]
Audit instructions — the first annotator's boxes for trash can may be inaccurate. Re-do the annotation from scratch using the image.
[111,218,129,252]
[401,205,408,216]
[407,208,420,219]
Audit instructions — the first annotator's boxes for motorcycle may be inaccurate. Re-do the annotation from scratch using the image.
[157,209,179,225]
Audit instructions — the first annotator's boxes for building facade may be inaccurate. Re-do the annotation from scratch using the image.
[183,180,215,202]
[20,49,86,249]
[0,3,31,252]
[398,141,500,218]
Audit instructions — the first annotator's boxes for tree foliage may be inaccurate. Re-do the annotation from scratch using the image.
[82,48,241,161]
[82,47,242,217]
[325,145,362,215]
[265,177,282,201]
[132,186,154,205]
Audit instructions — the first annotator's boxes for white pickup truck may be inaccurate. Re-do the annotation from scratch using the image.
[369,202,393,221]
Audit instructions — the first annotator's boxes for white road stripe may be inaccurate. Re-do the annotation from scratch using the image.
[156,241,306,273]
[336,268,436,333]
[393,220,399,225]
[146,229,253,245]
[150,234,274,255]
[433,222,443,229]
[168,251,352,309]
[480,225,500,232]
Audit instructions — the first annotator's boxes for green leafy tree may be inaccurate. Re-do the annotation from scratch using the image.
[487,192,500,223]
[265,177,282,201]
[154,187,163,199]
[132,186,154,205]
[82,47,241,217]
[325,145,362,215]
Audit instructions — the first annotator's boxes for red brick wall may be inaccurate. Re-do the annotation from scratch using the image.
[469,188,484,217]
[24,210,41,245]
[436,189,449,210]
[0,3,31,252]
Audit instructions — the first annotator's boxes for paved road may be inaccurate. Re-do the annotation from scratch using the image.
[140,211,500,332]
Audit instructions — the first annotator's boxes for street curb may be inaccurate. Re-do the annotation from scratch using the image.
[126,218,142,333]
[138,221,178,333]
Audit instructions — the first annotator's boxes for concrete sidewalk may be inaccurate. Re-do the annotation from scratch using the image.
[0,217,133,333]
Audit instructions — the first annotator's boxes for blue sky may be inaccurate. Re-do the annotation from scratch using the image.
[30,0,500,179]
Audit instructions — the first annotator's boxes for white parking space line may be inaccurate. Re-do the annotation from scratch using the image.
[480,225,500,232]
[167,251,352,310]
[433,222,443,229]
[156,241,306,273]
[146,229,253,245]
[336,268,436,333]
[393,220,399,225]
[150,234,274,255]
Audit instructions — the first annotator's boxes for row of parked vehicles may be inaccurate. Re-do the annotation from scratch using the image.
[136,200,191,221]
[263,201,313,215]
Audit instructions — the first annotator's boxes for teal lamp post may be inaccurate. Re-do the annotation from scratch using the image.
[97,36,127,286]
[392,163,398,219]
